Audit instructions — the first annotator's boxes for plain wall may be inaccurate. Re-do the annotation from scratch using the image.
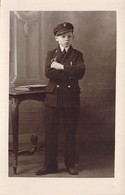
[9,11,116,145]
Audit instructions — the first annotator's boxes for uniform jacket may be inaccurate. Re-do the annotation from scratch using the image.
[44,45,85,108]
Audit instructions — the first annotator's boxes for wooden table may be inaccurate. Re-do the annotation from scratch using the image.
[9,88,46,174]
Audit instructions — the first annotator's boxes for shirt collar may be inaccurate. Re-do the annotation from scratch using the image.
[59,45,70,52]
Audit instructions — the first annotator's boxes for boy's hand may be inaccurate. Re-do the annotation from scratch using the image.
[51,62,64,70]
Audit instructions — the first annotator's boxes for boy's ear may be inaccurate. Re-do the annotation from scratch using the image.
[55,36,58,42]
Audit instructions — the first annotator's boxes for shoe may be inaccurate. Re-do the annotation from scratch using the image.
[35,167,57,175]
[66,167,78,175]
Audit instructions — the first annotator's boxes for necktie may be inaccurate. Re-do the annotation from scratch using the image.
[62,49,66,56]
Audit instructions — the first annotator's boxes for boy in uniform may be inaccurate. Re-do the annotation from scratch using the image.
[36,22,85,175]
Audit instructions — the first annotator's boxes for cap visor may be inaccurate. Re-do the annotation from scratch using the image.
[56,29,73,36]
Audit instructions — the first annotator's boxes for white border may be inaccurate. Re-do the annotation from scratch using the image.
[0,0,125,194]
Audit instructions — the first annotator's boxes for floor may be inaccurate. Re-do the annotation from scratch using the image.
[9,142,114,178]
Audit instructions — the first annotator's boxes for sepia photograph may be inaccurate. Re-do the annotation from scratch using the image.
[0,0,125,194]
[9,11,116,178]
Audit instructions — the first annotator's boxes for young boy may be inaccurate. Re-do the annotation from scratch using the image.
[36,22,85,175]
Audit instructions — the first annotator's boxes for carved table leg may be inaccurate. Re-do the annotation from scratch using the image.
[11,97,19,174]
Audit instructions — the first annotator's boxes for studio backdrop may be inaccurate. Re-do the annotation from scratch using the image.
[9,11,116,151]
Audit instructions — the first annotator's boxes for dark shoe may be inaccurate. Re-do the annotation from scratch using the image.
[67,167,78,175]
[35,167,57,175]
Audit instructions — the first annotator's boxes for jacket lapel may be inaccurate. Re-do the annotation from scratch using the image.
[61,46,76,65]
[53,46,63,63]
[53,45,76,64]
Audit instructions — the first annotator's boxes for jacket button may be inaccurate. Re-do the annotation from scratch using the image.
[57,85,60,88]
[68,85,71,88]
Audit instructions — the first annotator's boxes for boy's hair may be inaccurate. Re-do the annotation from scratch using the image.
[53,22,74,36]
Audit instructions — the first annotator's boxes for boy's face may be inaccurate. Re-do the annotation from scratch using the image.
[55,31,74,48]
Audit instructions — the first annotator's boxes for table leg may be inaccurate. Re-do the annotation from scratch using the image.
[11,97,19,174]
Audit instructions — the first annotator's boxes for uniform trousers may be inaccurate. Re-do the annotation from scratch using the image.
[44,105,79,170]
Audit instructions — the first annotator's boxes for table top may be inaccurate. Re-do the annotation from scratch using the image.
[9,86,46,96]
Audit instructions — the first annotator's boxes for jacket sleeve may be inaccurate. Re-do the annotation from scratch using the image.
[45,51,67,81]
[63,52,85,80]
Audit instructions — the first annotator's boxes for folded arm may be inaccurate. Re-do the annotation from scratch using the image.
[45,51,85,81]
[50,52,85,80]
[45,51,68,81]
[65,52,85,79]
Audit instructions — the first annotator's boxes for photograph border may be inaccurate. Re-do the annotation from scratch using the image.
[0,0,125,194]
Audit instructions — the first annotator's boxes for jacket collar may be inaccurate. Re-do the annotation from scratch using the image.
[59,45,70,52]
[54,45,75,64]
